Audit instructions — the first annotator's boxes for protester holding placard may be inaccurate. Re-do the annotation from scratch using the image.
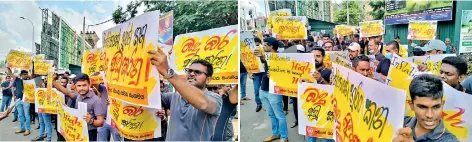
[439,56,471,94]
[393,74,459,142]
[253,37,289,142]
[213,85,238,141]
[1,76,13,112]
[52,73,106,141]
[7,68,32,136]
[311,48,332,84]
[148,47,223,141]
[248,36,264,112]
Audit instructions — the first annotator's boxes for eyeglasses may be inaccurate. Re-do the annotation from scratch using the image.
[185,68,208,76]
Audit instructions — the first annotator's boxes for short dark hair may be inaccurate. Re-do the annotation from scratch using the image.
[306,36,314,42]
[322,34,330,38]
[352,55,370,68]
[322,41,333,47]
[65,71,70,75]
[20,70,28,75]
[73,73,90,84]
[311,47,326,57]
[61,76,68,81]
[386,40,400,53]
[409,74,443,101]
[190,59,214,77]
[254,36,261,43]
[413,48,425,56]
[395,36,400,39]
[354,34,359,38]
[263,37,279,51]
[442,56,468,75]
[294,40,301,44]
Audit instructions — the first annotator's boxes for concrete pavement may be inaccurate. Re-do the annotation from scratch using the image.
[240,78,306,142]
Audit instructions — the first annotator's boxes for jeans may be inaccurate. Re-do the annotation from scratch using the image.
[16,100,31,131]
[252,73,263,105]
[240,72,248,98]
[38,113,52,140]
[98,122,122,141]
[260,90,288,139]
[307,136,335,142]
[0,96,12,112]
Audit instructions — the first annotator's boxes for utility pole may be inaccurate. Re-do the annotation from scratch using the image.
[82,17,86,52]
[347,0,350,25]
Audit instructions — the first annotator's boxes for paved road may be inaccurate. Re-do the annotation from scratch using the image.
[0,103,58,141]
[240,78,306,142]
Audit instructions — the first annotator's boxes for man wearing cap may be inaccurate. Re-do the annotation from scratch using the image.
[347,42,361,62]
[420,39,446,55]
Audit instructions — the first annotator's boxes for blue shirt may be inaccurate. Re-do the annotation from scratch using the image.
[1,82,12,96]
[13,78,24,100]
[404,116,459,142]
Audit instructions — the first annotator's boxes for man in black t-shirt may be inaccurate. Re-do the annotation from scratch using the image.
[1,76,13,112]
[212,85,238,141]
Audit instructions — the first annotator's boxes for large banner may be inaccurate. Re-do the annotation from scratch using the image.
[385,0,453,25]
[298,83,335,139]
[82,48,106,76]
[460,10,472,53]
[359,20,384,38]
[34,60,53,76]
[57,102,89,141]
[407,21,438,40]
[102,11,162,108]
[267,9,292,30]
[272,16,307,40]
[35,88,65,114]
[172,25,238,84]
[106,98,161,140]
[407,54,456,75]
[334,25,355,37]
[159,10,174,46]
[267,53,315,97]
[240,32,264,73]
[6,49,33,70]
[23,79,36,103]
[331,64,406,142]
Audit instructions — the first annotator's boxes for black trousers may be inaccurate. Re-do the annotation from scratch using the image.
[29,103,36,122]
[88,129,98,141]
[283,96,288,111]
[292,97,298,121]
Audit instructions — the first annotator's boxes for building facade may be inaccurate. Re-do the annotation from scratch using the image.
[268,0,332,22]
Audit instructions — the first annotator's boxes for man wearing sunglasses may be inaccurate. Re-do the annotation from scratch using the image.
[148,49,223,141]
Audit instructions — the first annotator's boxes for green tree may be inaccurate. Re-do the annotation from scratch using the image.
[369,0,385,20]
[334,1,364,25]
[112,0,237,36]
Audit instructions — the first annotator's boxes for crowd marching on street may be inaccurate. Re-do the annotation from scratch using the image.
[240,29,471,142]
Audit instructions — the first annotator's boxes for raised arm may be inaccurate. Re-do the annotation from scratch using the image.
[51,74,76,99]
[228,85,238,104]
[148,49,221,115]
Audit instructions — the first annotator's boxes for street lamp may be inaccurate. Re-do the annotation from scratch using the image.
[249,2,257,29]
[20,17,34,53]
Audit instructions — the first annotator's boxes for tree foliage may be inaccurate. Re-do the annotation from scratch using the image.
[334,1,364,25]
[111,0,237,36]
[369,0,385,20]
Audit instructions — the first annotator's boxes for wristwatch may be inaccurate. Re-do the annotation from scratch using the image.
[89,119,94,125]
[163,68,176,79]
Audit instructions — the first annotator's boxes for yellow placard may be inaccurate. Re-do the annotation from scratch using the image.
[240,32,263,73]
[33,54,45,62]
[103,11,160,108]
[23,80,36,103]
[272,16,307,40]
[359,20,384,38]
[173,25,238,84]
[6,49,33,70]
[34,60,52,76]
[408,54,455,75]
[335,25,355,37]
[408,21,437,40]
[331,64,406,142]
[267,9,292,29]
[57,103,89,141]
[298,83,335,139]
[35,88,63,114]
[268,53,314,97]
[82,48,106,76]
[108,98,160,140]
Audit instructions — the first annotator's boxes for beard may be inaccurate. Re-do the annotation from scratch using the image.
[187,76,206,90]
[315,62,323,68]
